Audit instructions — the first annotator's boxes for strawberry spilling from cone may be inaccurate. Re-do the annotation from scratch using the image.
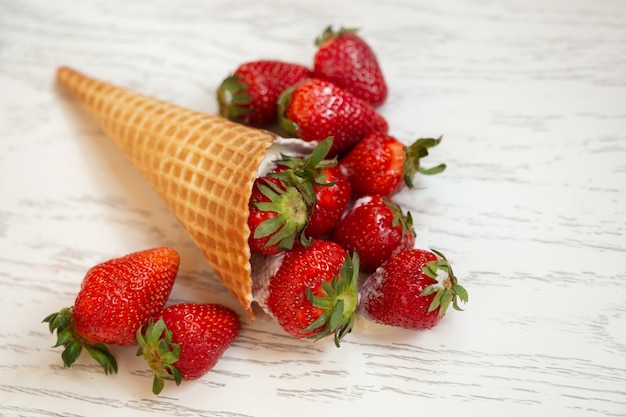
[46,25,468,394]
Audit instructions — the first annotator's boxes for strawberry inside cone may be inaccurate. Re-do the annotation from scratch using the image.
[247,176,311,256]
[269,137,351,239]
[248,137,351,256]
[251,241,359,347]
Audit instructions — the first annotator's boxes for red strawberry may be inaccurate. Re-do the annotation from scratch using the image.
[137,303,240,395]
[43,247,180,374]
[278,78,389,157]
[359,249,468,330]
[306,164,351,238]
[258,240,359,346]
[313,26,388,106]
[331,195,415,272]
[247,175,310,256]
[339,132,446,197]
[217,60,312,127]
[270,137,352,239]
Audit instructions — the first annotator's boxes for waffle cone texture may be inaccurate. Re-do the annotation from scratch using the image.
[56,66,277,320]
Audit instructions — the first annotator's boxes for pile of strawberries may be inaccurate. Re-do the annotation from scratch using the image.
[43,26,468,395]
[218,26,468,346]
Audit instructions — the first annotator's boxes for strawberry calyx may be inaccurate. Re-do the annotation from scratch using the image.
[136,317,183,395]
[253,178,312,250]
[216,74,253,125]
[403,136,447,188]
[269,137,337,206]
[419,249,469,317]
[383,197,415,238]
[303,251,360,347]
[276,84,299,136]
[314,25,358,47]
[42,307,118,375]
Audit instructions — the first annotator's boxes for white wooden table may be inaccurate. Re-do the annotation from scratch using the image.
[1,0,625,416]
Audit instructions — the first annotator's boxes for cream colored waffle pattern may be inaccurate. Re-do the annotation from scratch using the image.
[56,67,277,320]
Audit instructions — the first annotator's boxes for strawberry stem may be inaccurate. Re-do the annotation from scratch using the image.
[276,85,300,137]
[419,249,468,317]
[136,318,182,395]
[403,136,446,188]
[253,179,311,250]
[270,137,337,206]
[383,197,415,238]
[216,74,253,125]
[43,307,118,375]
[303,251,360,347]
[314,25,358,46]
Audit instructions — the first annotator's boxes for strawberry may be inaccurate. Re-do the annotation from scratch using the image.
[331,195,415,273]
[305,164,352,238]
[278,78,389,157]
[137,303,240,395]
[339,132,446,197]
[217,60,312,127]
[359,249,468,330]
[313,26,388,106]
[43,247,180,374]
[247,175,310,256]
[259,240,359,346]
[270,137,352,239]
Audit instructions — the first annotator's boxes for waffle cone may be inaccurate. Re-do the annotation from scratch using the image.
[56,66,278,320]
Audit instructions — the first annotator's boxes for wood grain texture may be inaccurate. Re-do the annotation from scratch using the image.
[1,0,625,416]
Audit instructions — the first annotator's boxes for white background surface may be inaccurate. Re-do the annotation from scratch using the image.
[1,0,625,416]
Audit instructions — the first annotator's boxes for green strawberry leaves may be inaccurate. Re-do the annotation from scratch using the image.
[251,138,340,252]
[216,74,253,124]
[270,137,337,206]
[314,25,358,46]
[303,251,360,347]
[403,136,447,188]
[43,307,118,375]
[136,318,183,395]
[383,196,415,238]
[277,85,299,136]
[420,249,468,317]
[252,179,311,250]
